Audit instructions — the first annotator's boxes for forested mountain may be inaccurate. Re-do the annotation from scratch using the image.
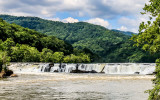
[111,29,136,36]
[0,18,91,67]
[0,15,158,62]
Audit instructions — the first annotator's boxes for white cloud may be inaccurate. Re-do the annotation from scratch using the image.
[49,17,79,23]
[118,17,138,27]
[0,0,150,32]
[85,0,148,18]
[86,18,109,28]
[118,26,127,31]
[49,17,109,28]
[50,17,61,21]
[0,0,148,19]
[117,14,150,33]
[62,17,79,23]
[102,0,148,13]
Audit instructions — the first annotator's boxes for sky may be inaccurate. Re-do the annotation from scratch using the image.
[0,0,149,33]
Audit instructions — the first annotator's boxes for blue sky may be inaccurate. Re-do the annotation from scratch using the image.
[0,0,149,33]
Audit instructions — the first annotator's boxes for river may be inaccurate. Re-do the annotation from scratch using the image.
[0,73,154,100]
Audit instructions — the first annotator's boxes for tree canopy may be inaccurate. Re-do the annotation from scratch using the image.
[131,0,160,99]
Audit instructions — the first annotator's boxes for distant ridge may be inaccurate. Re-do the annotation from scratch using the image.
[111,29,136,36]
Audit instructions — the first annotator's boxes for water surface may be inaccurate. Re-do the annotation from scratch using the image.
[0,73,154,100]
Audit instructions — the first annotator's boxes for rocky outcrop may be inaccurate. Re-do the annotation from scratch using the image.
[5,70,13,76]
[0,70,6,78]
[10,74,18,77]
[0,69,17,78]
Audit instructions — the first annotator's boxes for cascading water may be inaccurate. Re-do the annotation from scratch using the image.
[8,63,156,75]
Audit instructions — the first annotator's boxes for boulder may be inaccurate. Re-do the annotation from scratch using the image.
[134,72,140,74]
[0,69,17,78]
[0,70,6,78]
[10,74,18,77]
[5,70,13,76]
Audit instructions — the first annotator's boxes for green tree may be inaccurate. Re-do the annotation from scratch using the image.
[40,48,54,62]
[52,52,64,63]
[0,51,10,72]
[11,44,40,62]
[1,38,15,55]
[0,40,3,50]
[131,0,160,99]
[63,53,90,63]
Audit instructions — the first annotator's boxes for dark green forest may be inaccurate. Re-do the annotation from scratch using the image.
[0,18,92,71]
[0,15,158,63]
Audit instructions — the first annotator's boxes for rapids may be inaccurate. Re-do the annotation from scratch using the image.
[8,63,156,75]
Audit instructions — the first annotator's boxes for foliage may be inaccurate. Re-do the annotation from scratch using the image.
[63,53,90,63]
[1,38,15,55]
[40,48,65,62]
[11,44,40,62]
[52,52,64,63]
[0,15,159,63]
[131,0,160,99]
[0,18,74,54]
[105,40,159,63]
[40,48,54,62]
[0,51,10,72]
[0,15,158,62]
[0,19,92,63]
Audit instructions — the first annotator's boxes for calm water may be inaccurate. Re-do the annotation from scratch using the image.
[0,73,154,100]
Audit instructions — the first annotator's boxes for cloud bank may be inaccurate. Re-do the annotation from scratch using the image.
[0,0,149,32]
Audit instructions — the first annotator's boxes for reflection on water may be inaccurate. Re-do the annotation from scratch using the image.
[0,73,154,100]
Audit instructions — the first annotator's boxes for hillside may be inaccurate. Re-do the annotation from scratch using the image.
[0,15,158,63]
[0,19,91,66]
[111,29,136,36]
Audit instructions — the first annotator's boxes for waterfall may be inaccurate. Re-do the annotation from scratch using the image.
[50,64,60,72]
[8,63,156,75]
[103,63,156,74]
[139,63,156,74]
